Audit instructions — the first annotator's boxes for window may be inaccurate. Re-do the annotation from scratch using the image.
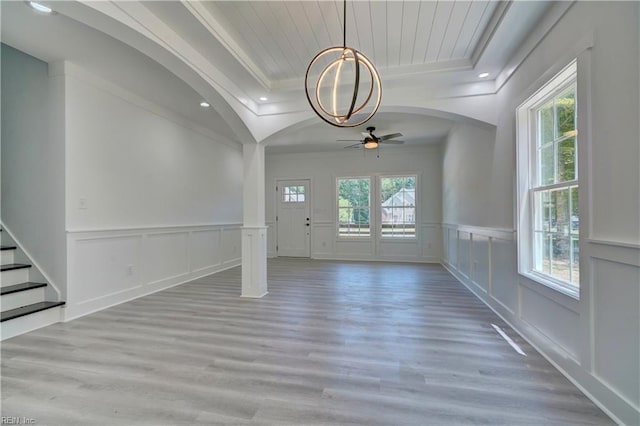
[282,185,305,203]
[380,175,416,238]
[337,177,370,237]
[517,61,579,296]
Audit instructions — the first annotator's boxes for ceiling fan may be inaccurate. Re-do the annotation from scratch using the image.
[339,126,404,149]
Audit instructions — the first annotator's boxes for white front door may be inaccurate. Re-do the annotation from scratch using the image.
[276,179,310,257]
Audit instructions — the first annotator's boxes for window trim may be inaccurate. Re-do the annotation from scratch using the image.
[516,60,580,299]
[336,176,372,240]
[378,174,418,240]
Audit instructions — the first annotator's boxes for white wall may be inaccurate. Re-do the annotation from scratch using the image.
[442,123,497,227]
[442,2,640,424]
[60,63,244,319]
[265,145,443,263]
[63,64,243,230]
[1,44,66,299]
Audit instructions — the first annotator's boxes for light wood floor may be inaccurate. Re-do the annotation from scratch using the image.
[1,259,612,425]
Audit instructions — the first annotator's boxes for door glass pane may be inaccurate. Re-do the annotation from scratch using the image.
[283,185,306,203]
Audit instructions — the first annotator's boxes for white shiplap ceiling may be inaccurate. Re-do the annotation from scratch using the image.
[2,0,556,150]
[201,1,501,84]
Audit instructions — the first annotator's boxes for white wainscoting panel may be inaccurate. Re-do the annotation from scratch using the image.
[442,224,640,425]
[145,232,189,285]
[311,222,335,258]
[378,240,420,261]
[266,221,277,257]
[72,235,142,305]
[66,224,242,320]
[458,231,471,279]
[446,226,458,267]
[470,234,490,293]
[421,225,443,262]
[335,240,375,259]
[592,257,640,407]
[221,228,242,266]
[190,229,222,272]
[520,285,580,361]
[490,237,518,314]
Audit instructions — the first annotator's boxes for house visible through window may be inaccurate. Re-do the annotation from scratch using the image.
[337,177,370,237]
[517,60,579,296]
[380,175,416,238]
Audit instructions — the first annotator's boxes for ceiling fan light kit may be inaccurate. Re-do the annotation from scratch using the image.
[363,140,378,150]
[339,126,404,150]
[304,0,381,128]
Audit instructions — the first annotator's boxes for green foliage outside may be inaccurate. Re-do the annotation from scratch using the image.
[380,176,415,204]
[338,178,369,224]
[536,87,578,273]
[338,177,416,225]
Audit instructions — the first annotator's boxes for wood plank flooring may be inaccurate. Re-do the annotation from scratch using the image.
[1,259,612,425]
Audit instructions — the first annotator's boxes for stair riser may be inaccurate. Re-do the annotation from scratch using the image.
[1,251,15,265]
[1,269,30,287]
[1,288,45,311]
[1,306,64,341]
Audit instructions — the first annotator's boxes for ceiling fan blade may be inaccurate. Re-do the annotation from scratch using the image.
[361,131,372,138]
[344,143,363,149]
[337,139,362,141]
[378,132,403,141]
[380,140,404,144]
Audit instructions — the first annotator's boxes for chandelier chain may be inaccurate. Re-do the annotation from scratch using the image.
[343,0,346,48]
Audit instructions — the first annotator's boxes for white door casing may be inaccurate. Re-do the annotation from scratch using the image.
[276,179,310,257]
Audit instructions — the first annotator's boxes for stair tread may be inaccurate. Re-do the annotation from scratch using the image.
[1,282,47,295]
[0,263,32,272]
[0,245,17,251]
[1,301,65,322]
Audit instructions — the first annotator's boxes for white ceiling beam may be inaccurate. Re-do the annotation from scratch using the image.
[181,1,272,90]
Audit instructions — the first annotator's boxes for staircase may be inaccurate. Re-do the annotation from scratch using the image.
[1,231,65,340]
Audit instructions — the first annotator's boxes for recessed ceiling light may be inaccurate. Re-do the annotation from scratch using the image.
[29,1,53,14]
[259,97,268,101]
[478,72,490,78]
[199,101,210,108]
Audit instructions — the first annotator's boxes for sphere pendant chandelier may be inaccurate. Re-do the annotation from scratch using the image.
[304,0,382,128]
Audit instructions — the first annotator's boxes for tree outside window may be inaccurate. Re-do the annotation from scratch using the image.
[337,178,370,237]
[517,60,579,296]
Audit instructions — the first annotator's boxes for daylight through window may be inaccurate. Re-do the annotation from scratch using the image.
[517,60,579,295]
[337,178,370,237]
[380,176,416,238]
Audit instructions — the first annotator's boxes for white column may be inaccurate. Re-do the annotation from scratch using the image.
[241,143,267,298]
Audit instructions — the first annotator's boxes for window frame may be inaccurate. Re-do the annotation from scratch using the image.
[516,60,580,299]
[378,174,418,240]
[336,176,372,239]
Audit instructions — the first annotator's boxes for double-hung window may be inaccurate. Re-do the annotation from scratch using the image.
[380,175,417,238]
[517,61,579,296]
[337,177,371,237]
